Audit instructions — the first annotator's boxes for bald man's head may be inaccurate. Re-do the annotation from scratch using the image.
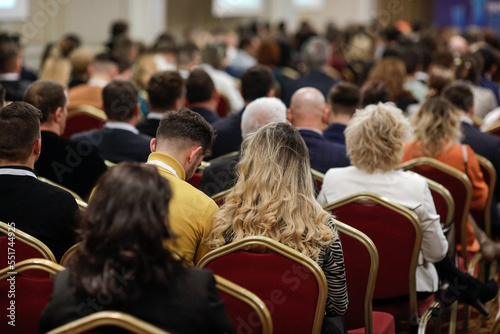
[288,87,328,131]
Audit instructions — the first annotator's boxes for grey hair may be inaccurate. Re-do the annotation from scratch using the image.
[302,37,330,71]
[241,97,287,138]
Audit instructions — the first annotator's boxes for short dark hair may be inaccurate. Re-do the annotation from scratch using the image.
[156,107,215,156]
[401,48,422,74]
[23,80,66,122]
[0,39,19,73]
[328,82,360,116]
[0,102,42,161]
[102,80,138,121]
[241,65,274,102]
[476,47,499,74]
[111,20,128,37]
[360,81,391,107]
[147,71,185,111]
[186,69,215,104]
[442,82,474,113]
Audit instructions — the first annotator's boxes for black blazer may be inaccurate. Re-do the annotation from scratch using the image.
[191,106,220,125]
[0,167,78,261]
[72,128,152,163]
[0,79,31,102]
[136,118,160,138]
[36,131,107,199]
[40,268,235,334]
[281,71,338,107]
[299,129,350,174]
[323,123,347,146]
[200,153,240,197]
[211,110,244,159]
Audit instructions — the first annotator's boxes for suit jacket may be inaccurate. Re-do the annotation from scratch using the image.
[71,127,152,163]
[40,268,235,334]
[317,166,448,293]
[191,106,220,125]
[298,129,350,174]
[200,153,240,197]
[36,131,107,199]
[136,118,160,138]
[281,71,338,107]
[0,167,78,261]
[211,109,244,159]
[67,84,103,109]
[323,123,347,146]
[0,79,31,102]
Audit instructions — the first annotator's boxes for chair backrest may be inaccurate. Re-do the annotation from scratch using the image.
[104,160,117,168]
[197,161,210,173]
[484,119,500,138]
[311,169,325,193]
[62,105,107,139]
[471,154,496,236]
[197,236,327,334]
[38,177,88,211]
[471,115,483,129]
[60,243,80,266]
[0,259,64,334]
[323,192,422,316]
[214,275,272,334]
[0,221,57,278]
[216,94,230,118]
[336,220,379,334]
[399,157,472,264]
[419,174,455,231]
[46,311,171,334]
[187,172,203,189]
[211,188,232,207]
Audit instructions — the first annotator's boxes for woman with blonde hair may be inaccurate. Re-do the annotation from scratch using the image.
[204,122,348,320]
[319,102,496,315]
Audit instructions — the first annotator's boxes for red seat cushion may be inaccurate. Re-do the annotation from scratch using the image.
[187,172,202,189]
[348,311,395,334]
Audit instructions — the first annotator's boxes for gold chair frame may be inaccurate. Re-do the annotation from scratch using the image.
[399,157,473,265]
[311,169,325,183]
[104,160,117,168]
[211,188,233,204]
[214,275,273,334]
[67,105,107,121]
[335,219,379,334]
[197,161,210,173]
[483,119,500,135]
[46,311,171,334]
[0,221,57,263]
[38,177,88,211]
[323,192,423,321]
[475,154,496,236]
[197,236,328,334]
[60,243,80,266]
[0,258,64,280]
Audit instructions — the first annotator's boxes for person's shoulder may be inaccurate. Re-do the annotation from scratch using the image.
[71,129,102,141]
[213,112,241,131]
[324,166,355,180]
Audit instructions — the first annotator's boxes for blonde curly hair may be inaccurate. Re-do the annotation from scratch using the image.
[410,97,462,157]
[206,122,334,261]
[345,102,412,173]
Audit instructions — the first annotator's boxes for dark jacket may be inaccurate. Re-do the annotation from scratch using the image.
[211,110,244,159]
[191,106,220,125]
[323,123,347,146]
[136,118,160,138]
[299,129,350,173]
[200,153,240,197]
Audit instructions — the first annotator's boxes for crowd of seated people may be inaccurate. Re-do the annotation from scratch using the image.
[3,18,500,333]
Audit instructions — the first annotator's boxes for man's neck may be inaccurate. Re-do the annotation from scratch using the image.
[190,101,217,111]
[40,123,61,136]
[293,121,324,133]
[328,113,352,126]
[0,160,34,169]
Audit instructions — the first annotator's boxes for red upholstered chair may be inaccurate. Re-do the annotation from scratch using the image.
[471,155,496,236]
[46,311,171,334]
[324,192,439,332]
[214,275,273,334]
[62,105,107,139]
[0,259,64,334]
[187,172,203,189]
[211,188,232,207]
[484,119,500,138]
[336,220,395,334]
[0,221,57,278]
[399,157,473,267]
[312,169,325,193]
[216,94,231,118]
[420,175,455,232]
[197,236,327,334]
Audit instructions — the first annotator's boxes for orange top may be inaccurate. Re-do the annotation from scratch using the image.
[403,142,488,252]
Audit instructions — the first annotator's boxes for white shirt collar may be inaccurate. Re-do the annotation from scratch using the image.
[104,122,139,134]
[147,112,166,120]
[460,115,474,125]
[0,73,20,81]
[88,78,109,88]
[0,168,37,178]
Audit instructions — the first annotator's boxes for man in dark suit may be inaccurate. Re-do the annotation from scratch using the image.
[201,97,287,197]
[0,102,78,261]
[186,69,220,124]
[443,83,500,237]
[281,37,338,107]
[136,71,185,137]
[72,80,151,163]
[210,65,275,159]
[324,82,360,146]
[0,38,31,102]
[24,80,107,200]
[288,87,350,173]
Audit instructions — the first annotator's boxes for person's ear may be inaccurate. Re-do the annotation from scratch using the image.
[53,107,63,123]
[150,138,156,153]
[33,138,42,156]
[174,97,183,110]
[287,108,293,123]
[267,89,275,97]
[322,105,330,125]
[188,146,203,164]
